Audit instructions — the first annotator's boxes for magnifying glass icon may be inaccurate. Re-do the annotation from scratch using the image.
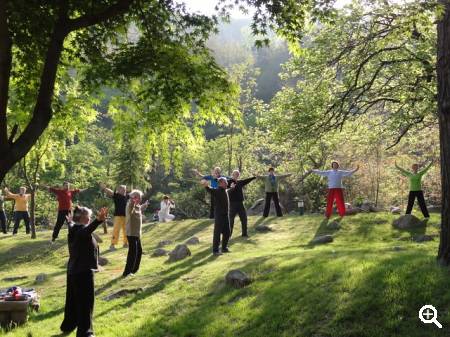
[419,305,442,328]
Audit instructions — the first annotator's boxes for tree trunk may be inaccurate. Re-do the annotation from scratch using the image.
[30,189,36,239]
[437,0,450,265]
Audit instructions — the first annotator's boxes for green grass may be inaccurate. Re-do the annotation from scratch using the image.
[0,212,449,337]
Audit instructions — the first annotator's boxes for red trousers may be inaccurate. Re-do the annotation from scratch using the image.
[326,188,346,218]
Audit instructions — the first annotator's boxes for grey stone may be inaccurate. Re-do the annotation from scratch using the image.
[327,221,341,230]
[255,225,272,232]
[157,240,173,248]
[345,208,359,215]
[103,288,144,301]
[247,198,286,216]
[392,214,425,229]
[225,270,252,288]
[152,248,168,257]
[98,256,109,266]
[311,235,333,244]
[35,273,48,283]
[412,235,435,243]
[185,237,200,245]
[168,244,191,262]
[392,246,406,251]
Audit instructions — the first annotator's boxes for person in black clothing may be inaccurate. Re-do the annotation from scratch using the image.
[60,206,108,337]
[202,177,235,255]
[227,170,256,237]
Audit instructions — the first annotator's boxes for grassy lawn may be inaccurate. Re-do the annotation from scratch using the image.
[1,212,449,337]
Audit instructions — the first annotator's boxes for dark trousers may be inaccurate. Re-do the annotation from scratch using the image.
[13,211,30,234]
[52,210,71,240]
[0,211,7,234]
[61,271,94,337]
[263,192,283,217]
[406,190,430,218]
[209,193,215,219]
[229,201,248,236]
[123,236,142,276]
[213,214,231,253]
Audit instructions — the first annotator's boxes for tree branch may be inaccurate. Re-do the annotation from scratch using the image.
[67,0,135,32]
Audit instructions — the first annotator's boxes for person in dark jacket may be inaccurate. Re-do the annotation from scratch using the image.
[60,206,108,337]
[202,177,235,255]
[227,170,256,237]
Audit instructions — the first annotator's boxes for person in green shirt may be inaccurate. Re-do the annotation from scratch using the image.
[256,167,292,217]
[395,161,433,218]
[0,190,6,234]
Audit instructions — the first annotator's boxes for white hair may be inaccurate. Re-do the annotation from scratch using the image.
[218,177,227,184]
[232,170,240,175]
[73,206,93,222]
[129,189,143,199]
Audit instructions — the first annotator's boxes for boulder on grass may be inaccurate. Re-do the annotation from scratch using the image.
[255,225,272,232]
[392,214,425,229]
[412,234,435,243]
[311,235,333,245]
[168,244,191,262]
[247,198,286,216]
[152,248,168,257]
[225,270,252,288]
[185,237,200,245]
[345,208,359,216]
[327,221,341,230]
[35,273,48,284]
[98,256,109,266]
[157,240,172,248]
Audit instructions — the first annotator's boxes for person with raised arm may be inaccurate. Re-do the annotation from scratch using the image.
[100,183,130,250]
[256,167,292,217]
[123,190,148,277]
[202,177,235,255]
[44,181,83,242]
[60,206,108,337]
[0,190,7,234]
[158,195,175,222]
[193,166,229,219]
[395,160,433,218]
[4,186,31,235]
[227,170,256,237]
[312,161,359,219]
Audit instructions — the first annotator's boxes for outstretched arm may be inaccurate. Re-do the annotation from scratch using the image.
[341,165,359,177]
[240,176,257,186]
[395,162,411,177]
[99,183,114,197]
[278,173,292,179]
[3,188,16,198]
[311,169,328,176]
[192,169,206,178]
[419,161,434,176]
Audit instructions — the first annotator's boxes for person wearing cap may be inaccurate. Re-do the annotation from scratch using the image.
[227,170,256,237]
[202,177,235,255]
[100,183,130,250]
[256,168,292,217]
[45,182,83,242]
[4,187,31,235]
[312,161,359,219]
[395,160,433,218]
[60,205,108,337]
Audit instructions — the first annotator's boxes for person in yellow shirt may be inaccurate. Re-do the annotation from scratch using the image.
[4,187,31,235]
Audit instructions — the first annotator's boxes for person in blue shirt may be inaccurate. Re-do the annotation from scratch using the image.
[193,167,229,218]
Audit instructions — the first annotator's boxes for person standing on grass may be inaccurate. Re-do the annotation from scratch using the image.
[193,167,229,219]
[395,160,433,218]
[312,161,359,219]
[100,183,129,250]
[0,190,7,234]
[227,170,256,237]
[256,168,292,218]
[4,187,31,235]
[60,206,108,337]
[123,190,148,277]
[158,195,175,222]
[45,182,84,242]
[202,177,235,255]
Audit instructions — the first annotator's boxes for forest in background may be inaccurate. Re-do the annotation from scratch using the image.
[2,4,441,227]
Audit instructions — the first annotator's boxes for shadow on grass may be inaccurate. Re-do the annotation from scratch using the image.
[129,249,450,337]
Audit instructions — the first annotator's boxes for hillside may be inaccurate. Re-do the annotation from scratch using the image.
[0,212,448,337]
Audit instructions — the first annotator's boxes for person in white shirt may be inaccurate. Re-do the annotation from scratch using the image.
[312,161,359,219]
[158,195,175,222]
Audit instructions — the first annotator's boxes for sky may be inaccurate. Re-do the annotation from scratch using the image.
[183,0,353,18]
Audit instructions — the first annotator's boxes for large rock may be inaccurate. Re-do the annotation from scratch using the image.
[168,244,191,262]
[103,288,144,301]
[152,248,168,257]
[412,234,435,243]
[157,240,172,248]
[98,256,109,266]
[311,235,333,244]
[255,225,272,232]
[360,201,380,213]
[327,221,341,230]
[247,198,286,216]
[185,237,200,245]
[35,273,48,284]
[345,208,359,216]
[390,206,401,214]
[225,270,252,288]
[392,214,425,229]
